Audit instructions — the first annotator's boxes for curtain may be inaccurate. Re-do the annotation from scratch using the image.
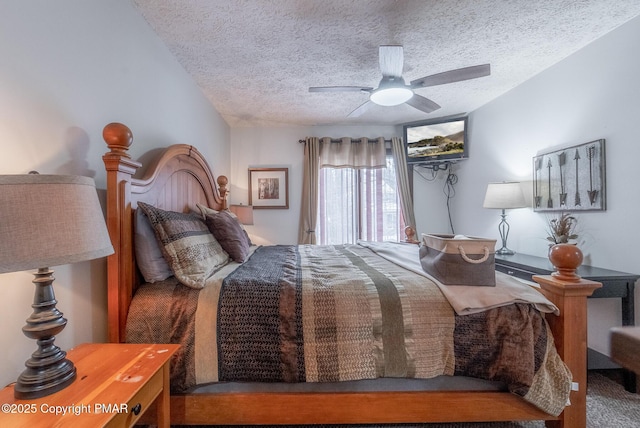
[317,157,405,245]
[299,136,392,245]
[317,136,385,244]
[391,136,417,240]
[298,137,320,244]
[318,167,358,244]
[319,137,387,169]
[361,167,383,241]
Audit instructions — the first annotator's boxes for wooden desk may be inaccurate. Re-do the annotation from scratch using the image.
[0,343,179,428]
[495,252,639,392]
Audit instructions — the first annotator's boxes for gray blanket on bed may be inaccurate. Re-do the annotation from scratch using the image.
[126,244,571,416]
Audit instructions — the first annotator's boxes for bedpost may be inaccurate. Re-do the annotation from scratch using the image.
[102,123,141,343]
[532,245,601,428]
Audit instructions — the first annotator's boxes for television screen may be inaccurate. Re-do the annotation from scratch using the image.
[403,116,468,164]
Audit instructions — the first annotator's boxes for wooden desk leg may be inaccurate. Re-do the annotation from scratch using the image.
[156,361,171,428]
[621,282,636,393]
[621,281,635,326]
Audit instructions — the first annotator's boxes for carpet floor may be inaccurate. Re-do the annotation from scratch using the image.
[166,371,640,428]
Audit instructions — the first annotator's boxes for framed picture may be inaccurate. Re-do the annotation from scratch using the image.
[248,167,289,209]
[533,139,606,212]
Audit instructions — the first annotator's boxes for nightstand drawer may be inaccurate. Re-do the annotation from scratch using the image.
[106,367,163,428]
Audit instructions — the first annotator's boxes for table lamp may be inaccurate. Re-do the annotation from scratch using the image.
[483,181,526,255]
[0,174,114,399]
[229,204,254,225]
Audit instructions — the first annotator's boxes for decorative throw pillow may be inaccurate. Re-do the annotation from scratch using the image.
[197,202,252,246]
[205,210,251,262]
[196,203,219,220]
[134,208,173,283]
[137,202,229,289]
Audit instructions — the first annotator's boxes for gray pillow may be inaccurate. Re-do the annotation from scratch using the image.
[197,203,252,246]
[134,208,173,283]
[205,211,251,262]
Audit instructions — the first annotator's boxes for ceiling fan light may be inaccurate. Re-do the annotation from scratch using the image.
[370,86,413,106]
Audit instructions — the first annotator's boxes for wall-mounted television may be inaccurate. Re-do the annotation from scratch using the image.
[403,116,468,165]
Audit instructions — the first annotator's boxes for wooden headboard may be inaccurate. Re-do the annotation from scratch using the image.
[101,122,228,343]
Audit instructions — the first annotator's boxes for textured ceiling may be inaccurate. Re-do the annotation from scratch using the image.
[132,0,640,127]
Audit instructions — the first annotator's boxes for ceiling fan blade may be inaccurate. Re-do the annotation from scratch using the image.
[348,100,374,118]
[379,45,404,77]
[406,94,441,114]
[410,64,491,88]
[309,86,372,93]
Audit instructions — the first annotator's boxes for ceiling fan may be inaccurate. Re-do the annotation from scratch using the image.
[309,45,490,118]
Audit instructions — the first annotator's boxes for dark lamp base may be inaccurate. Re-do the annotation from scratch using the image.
[14,353,76,399]
[14,267,77,399]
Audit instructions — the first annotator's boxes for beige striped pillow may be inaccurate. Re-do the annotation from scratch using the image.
[138,202,229,289]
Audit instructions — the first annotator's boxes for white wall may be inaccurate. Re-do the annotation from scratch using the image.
[0,0,230,387]
[230,125,399,245]
[419,15,640,355]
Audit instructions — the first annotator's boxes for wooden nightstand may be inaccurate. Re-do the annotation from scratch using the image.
[0,343,179,428]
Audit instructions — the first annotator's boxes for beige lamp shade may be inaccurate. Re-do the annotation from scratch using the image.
[229,204,254,225]
[0,174,114,273]
[483,182,526,209]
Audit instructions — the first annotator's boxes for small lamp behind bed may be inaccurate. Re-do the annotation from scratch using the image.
[229,204,254,225]
[483,181,526,256]
[0,173,114,399]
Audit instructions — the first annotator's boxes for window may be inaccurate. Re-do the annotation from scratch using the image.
[317,156,405,245]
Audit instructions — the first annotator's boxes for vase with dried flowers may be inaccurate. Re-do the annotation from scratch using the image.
[546,212,579,245]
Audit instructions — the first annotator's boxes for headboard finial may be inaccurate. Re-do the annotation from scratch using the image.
[217,175,229,210]
[103,122,133,158]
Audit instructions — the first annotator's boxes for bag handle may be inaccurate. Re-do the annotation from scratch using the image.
[457,246,490,264]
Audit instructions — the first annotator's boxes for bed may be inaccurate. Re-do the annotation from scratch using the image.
[102,122,601,427]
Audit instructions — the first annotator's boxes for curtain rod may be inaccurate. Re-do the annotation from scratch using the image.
[298,138,394,144]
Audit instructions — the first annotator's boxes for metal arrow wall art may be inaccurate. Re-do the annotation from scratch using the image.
[587,144,599,205]
[546,158,553,208]
[534,157,543,208]
[558,151,567,207]
[573,149,581,207]
[533,139,606,212]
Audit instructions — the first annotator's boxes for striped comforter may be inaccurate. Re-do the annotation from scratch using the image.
[126,243,571,416]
